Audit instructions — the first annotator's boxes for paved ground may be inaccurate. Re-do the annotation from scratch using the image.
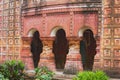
[53,71,120,80]
[25,70,120,80]
[110,78,120,80]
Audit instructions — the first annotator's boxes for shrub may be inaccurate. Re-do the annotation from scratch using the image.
[95,71,109,80]
[0,60,25,80]
[73,71,109,80]
[34,66,54,80]
[0,73,9,80]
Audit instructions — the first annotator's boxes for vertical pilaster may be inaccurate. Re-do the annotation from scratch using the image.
[102,0,120,74]
[42,13,46,37]
[40,38,56,71]
[21,37,34,70]
[70,11,74,36]
[64,38,82,74]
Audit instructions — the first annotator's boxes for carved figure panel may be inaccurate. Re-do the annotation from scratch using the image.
[103,59,111,68]
[114,0,120,4]
[114,18,120,24]
[114,39,120,46]
[103,48,111,57]
[113,60,120,68]
[115,8,120,14]
[114,28,120,36]
[104,28,111,36]
[103,38,111,46]
[113,49,120,57]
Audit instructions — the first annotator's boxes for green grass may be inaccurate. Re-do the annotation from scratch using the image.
[73,71,109,80]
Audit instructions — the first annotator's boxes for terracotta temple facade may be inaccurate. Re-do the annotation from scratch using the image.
[0,0,120,74]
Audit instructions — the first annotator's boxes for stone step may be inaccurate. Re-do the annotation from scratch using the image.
[110,79,120,80]
[53,71,75,80]
[105,70,120,79]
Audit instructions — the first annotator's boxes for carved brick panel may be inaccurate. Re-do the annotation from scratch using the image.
[2,30,8,37]
[114,38,120,46]
[8,47,14,54]
[113,49,120,57]
[114,28,120,37]
[104,8,111,15]
[104,17,112,25]
[9,23,14,30]
[1,38,7,45]
[8,31,14,37]
[114,17,120,24]
[103,59,111,68]
[1,47,7,53]
[114,8,120,14]
[8,38,14,45]
[113,60,120,68]
[103,0,111,5]
[15,38,20,45]
[114,0,120,4]
[15,31,20,37]
[94,59,101,69]
[103,38,111,46]
[104,28,111,36]
[103,48,111,57]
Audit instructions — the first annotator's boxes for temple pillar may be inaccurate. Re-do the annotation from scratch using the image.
[40,38,56,71]
[64,38,82,74]
[21,37,34,70]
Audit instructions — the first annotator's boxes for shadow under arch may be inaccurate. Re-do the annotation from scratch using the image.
[50,26,63,37]
[78,26,92,37]
[30,29,43,68]
[27,28,38,37]
[52,28,69,70]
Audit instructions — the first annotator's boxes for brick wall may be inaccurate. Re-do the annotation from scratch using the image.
[21,2,101,72]
[23,11,98,37]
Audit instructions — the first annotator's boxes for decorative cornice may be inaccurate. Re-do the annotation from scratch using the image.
[22,3,101,16]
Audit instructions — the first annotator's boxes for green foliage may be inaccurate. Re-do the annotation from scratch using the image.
[0,60,25,80]
[35,66,54,80]
[95,71,109,80]
[73,71,109,80]
[0,73,9,80]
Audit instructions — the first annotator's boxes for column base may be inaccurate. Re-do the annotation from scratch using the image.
[40,53,56,71]
[64,53,83,74]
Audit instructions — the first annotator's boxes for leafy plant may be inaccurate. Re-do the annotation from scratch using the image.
[0,60,25,80]
[95,71,109,80]
[0,73,9,80]
[34,66,54,80]
[73,71,109,80]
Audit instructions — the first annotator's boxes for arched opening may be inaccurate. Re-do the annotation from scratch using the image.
[78,26,91,37]
[28,28,37,37]
[52,29,69,70]
[80,29,97,71]
[50,26,62,37]
[30,31,43,68]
